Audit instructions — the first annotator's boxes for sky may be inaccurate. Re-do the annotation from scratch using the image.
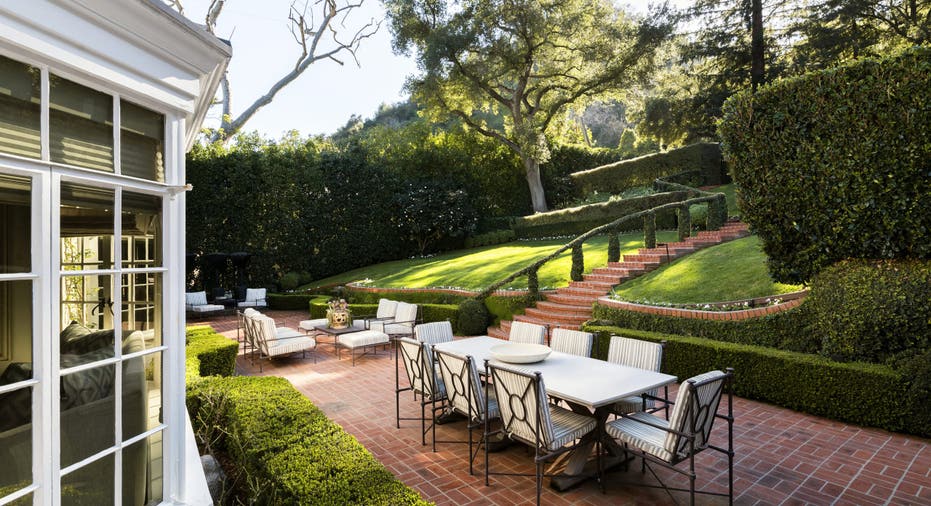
[178,1,679,139]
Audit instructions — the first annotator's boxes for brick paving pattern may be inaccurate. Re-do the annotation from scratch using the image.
[196,311,931,505]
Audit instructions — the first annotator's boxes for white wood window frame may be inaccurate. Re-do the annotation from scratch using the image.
[0,45,187,506]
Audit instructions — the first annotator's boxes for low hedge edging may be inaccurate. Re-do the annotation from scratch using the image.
[582,324,923,436]
[591,301,819,353]
[185,327,430,505]
[268,292,320,310]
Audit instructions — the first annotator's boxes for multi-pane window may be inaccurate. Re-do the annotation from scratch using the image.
[0,53,171,505]
[0,56,41,159]
[0,173,34,499]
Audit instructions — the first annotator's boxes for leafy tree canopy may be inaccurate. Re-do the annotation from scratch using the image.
[384,0,674,212]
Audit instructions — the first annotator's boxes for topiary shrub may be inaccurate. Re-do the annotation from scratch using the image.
[897,350,931,436]
[719,47,931,283]
[607,232,620,263]
[570,243,584,281]
[808,259,931,363]
[279,272,301,291]
[458,299,490,335]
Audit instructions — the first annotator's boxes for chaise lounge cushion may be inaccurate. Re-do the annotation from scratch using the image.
[337,330,389,350]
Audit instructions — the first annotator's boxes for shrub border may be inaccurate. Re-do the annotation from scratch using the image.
[185,327,430,505]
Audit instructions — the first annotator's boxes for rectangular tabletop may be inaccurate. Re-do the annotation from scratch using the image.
[434,336,677,410]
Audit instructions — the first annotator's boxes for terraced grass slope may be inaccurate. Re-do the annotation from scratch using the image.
[611,235,802,304]
[309,231,678,291]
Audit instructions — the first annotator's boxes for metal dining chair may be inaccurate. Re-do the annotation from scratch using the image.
[508,321,547,345]
[396,337,447,448]
[484,360,600,505]
[605,369,735,505]
[433,348,499,473]
[549,327,593,357]
[607,335,668,415]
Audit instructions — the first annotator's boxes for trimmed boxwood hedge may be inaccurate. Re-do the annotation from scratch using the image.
[807,259,931,363]
[268,292,319,310]
[511,191,683,238]
[186,325,239,380]
[570,142,725,195]
[590,302,818,353]
[719,47,931,283]
[583,325,927,437]
[185,326,430,505]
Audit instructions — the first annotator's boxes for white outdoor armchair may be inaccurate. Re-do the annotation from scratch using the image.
[243,311,315,371]
[237,287,267,308]
[185,291,224,314]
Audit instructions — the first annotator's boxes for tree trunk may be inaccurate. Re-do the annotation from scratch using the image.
[750,0,764,91]
[522,156,548,213]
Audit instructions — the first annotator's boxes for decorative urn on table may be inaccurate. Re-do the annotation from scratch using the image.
[326,298,352,329]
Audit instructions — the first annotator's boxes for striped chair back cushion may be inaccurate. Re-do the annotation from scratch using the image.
[376,298,398,319]
[394,302,418,326]
[185,291,207,306]
[435,349,486,420]
[607,335,663,372]
[664,370,727,459]
[489,363,554,448]
[415,321,454,345]
[550,328,593,357]
[253,315,279,356]
[509,321,546,345]
[398,337,440,400]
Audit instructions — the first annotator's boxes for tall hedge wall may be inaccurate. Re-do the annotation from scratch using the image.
[511,191,685,238]
[719,47,931,283]
[569,142,725,196]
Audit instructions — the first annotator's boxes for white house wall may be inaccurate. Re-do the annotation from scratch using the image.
[0,0,229,150]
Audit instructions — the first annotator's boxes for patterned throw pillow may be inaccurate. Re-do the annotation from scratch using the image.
[0,363,33,432]
[60,350,115,410]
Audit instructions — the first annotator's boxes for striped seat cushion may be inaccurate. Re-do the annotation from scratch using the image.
[612,395,654,415]
[606,412,674,461]
[509,321,546,345]
[337,330,389,349]
[550,328,593,357]
[266,335,315,358]
[548,404,597,450]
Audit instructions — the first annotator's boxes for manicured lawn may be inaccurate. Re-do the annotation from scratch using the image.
[309,230,678,290]
[612,235,802,304]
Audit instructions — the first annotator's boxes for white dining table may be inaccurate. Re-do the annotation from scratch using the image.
[434,336,678,490]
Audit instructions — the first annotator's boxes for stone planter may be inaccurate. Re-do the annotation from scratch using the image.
[326,309,351,329]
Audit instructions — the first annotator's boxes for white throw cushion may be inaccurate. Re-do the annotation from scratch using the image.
[245,288,266,302]
[185,291,208,306]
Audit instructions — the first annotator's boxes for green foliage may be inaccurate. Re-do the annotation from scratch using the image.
[484,295,536,324]
[583,325,922,435]
[343,289,468,305]
[897,350,931,435]
[266,293,318,310]
[464,229,515,249]
[512,192,685,239]
[643,212,656,249]
[570,143,725,195]
[719,47,931,283]
[612,236,803,305]
[570,244,584,282]
[395,179,478,254]
[186,376,429,505]
[676,204,691,240]
[385,0,673,211]
[279,272,301,291]
[807,259,931,363]
[607,232,620,263]
[185,326,239,381]
[457,299,491,335]
[591,302,818,353]
[540,144,624,208]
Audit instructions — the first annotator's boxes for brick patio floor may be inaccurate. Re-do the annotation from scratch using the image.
[194,310,931,505]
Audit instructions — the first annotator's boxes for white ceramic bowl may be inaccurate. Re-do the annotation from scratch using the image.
[490,343,552,364]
